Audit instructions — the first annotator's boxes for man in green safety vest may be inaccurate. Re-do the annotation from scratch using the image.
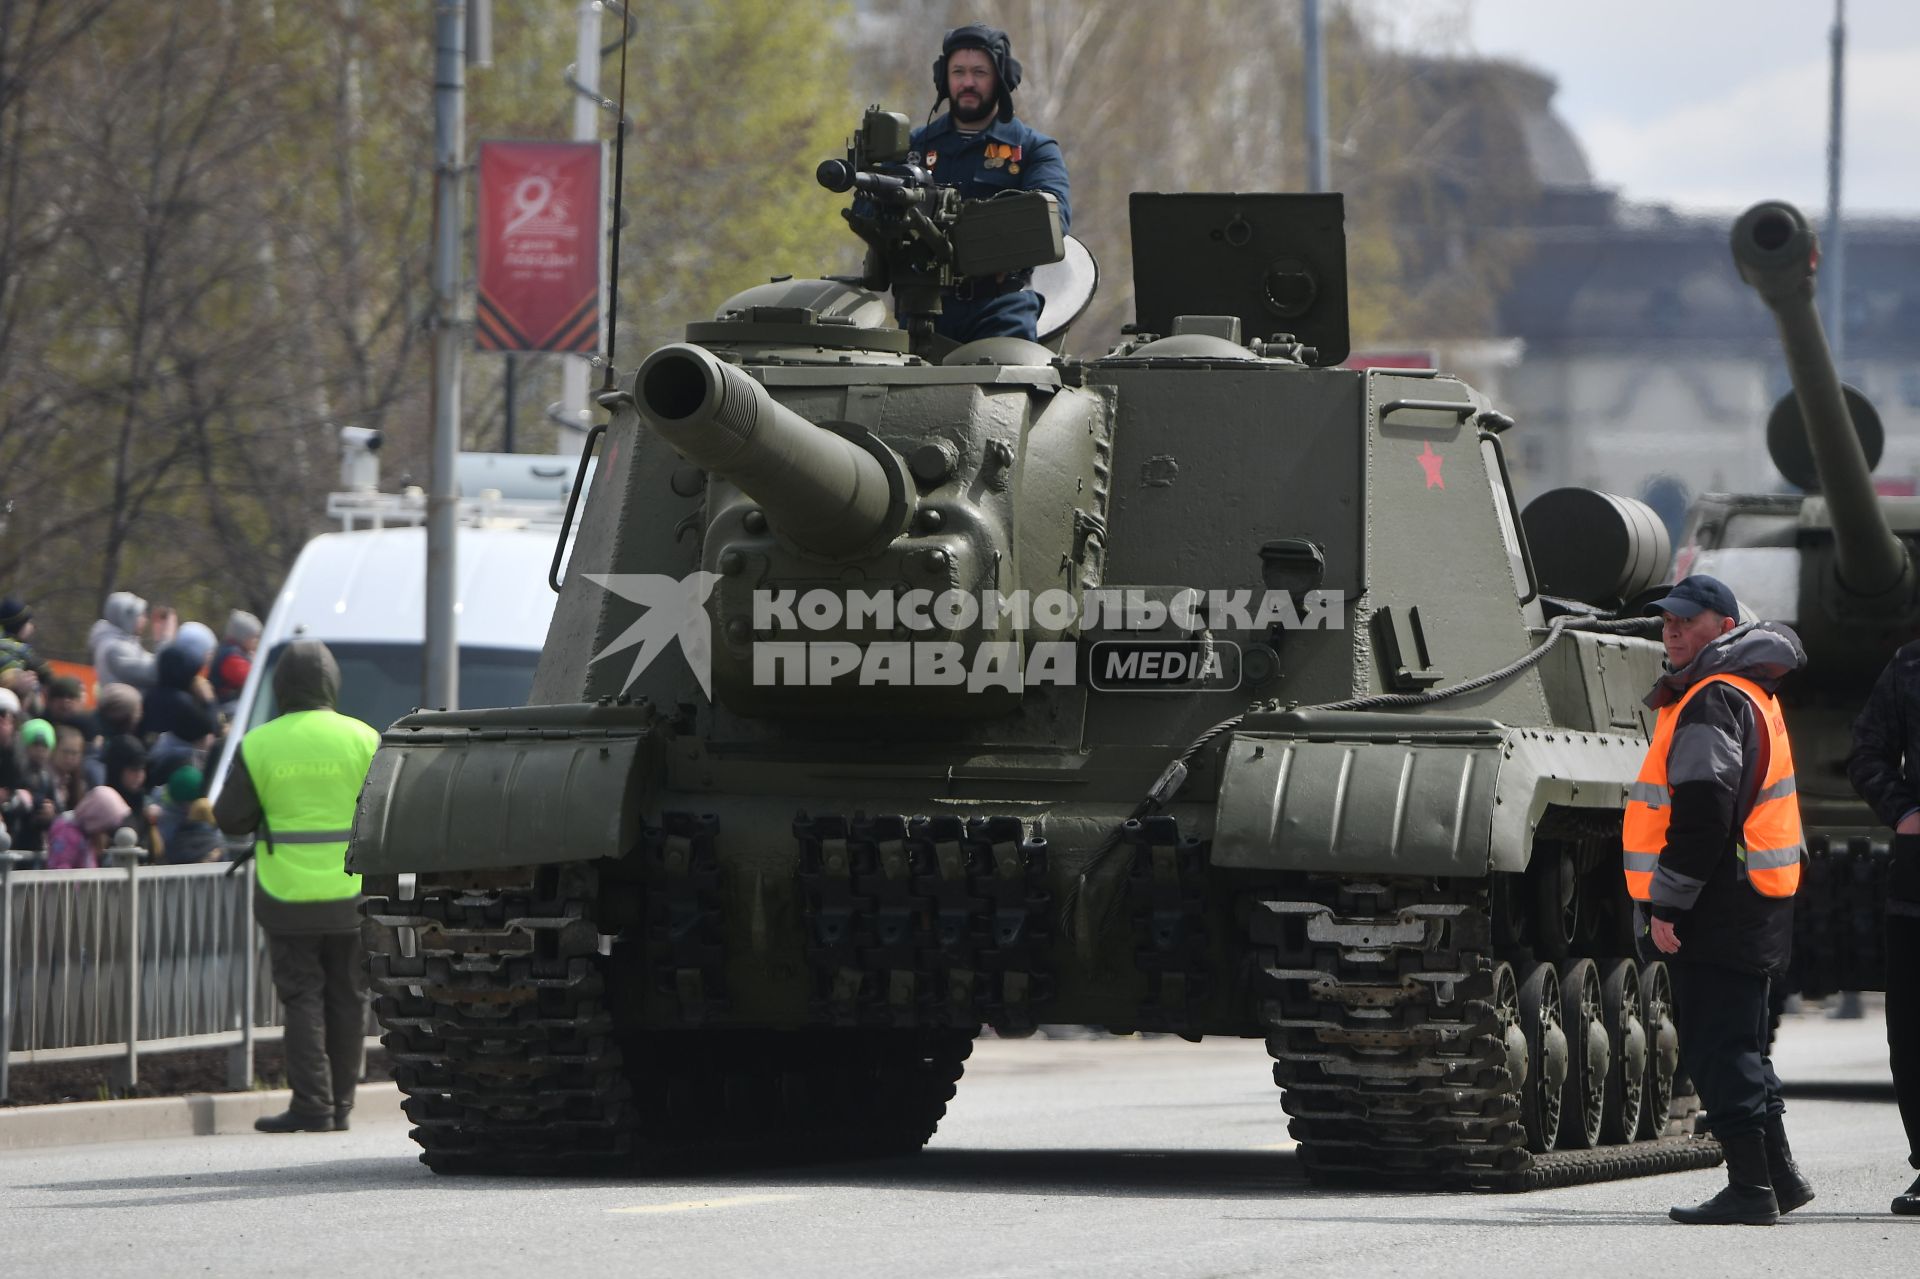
[215,640,380,1133]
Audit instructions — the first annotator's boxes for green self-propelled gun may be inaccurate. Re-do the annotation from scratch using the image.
[348,110,1724,1190]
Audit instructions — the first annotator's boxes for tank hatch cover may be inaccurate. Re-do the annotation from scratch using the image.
[1033,234,1099,343]
[1128,193,1349,367]
[1098,332,1265,367]
[942,336,1059,367]
[689,278,909,353]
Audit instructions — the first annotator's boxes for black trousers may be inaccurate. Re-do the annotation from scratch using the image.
[1672,961,1784,1141]
[1891,905,1920,1170]
[267,931,369,1117]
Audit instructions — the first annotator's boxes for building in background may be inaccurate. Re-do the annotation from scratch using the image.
[1378,58,1920,533]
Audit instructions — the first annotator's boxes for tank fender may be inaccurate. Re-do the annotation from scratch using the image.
[1210,714,1644,876]
[348,704,661,875]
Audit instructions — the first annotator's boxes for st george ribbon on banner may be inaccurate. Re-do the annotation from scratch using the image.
[476,140,603,353]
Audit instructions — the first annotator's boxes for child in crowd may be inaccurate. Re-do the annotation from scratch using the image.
[4,718,60,854]
[84,686,142,787]
[102,734,162,858]
[49,723,90,813]
[156,765,222,863]
[44,786,132,870]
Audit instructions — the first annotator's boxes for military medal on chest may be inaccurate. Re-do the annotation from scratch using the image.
[982,142,1023,171]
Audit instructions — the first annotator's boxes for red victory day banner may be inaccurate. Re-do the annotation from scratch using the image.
[476,140,603,353]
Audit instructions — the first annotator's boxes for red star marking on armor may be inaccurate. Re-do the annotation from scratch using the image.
[1418,442,1445,490]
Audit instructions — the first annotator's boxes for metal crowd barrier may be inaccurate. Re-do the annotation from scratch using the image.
[1,832,303,1102]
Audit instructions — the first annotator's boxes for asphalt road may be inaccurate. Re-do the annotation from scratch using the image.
[3,1007,1913,1279]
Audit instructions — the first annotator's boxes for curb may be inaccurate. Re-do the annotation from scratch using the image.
[0,1082,404,1152]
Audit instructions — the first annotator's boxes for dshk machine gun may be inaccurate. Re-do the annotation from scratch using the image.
[818,108,1064,354]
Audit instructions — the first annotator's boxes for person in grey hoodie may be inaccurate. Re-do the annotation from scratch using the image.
[214,641,380,1134]
[88,592,157,691]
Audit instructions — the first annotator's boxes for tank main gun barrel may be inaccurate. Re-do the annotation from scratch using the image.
[1730,201,1911,603]
[635,344,900,560]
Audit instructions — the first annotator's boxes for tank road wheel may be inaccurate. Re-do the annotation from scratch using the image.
[1599,960,1647,1144]
[1490,962,1527,1090]
[1637,961,1680,1140]
[1531,851,1579,963]
[1517,961,1567,1153]
[1249,883,1727,1190]
[1555,958,1608,1150]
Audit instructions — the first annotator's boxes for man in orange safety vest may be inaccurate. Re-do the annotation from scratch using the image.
[1623,574,1810,1225]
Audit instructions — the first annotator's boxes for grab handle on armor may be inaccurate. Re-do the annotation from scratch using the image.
[549,421,607,593]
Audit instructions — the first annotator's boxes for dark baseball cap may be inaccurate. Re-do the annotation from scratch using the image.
[1646,574,1739,620]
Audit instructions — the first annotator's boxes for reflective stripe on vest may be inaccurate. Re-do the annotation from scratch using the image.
[1622,671,1803,901]
[242,708,381,903]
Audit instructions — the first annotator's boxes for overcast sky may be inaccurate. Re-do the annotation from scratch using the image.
[1427,0,1920,215]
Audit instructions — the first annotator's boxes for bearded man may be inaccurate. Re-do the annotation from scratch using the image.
[908,23,1070,344]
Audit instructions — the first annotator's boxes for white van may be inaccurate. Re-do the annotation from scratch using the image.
[208,447,579,799]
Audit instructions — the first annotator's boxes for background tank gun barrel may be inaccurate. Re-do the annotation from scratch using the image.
[636,344,900,559]
[1731,200,1912,603]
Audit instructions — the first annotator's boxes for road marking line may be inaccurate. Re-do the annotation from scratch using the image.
[1252,1140,1299,1151]
[608,1193,802,1215]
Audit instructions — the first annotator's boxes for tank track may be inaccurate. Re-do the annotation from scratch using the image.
[1245,878,1718,1192]
[622,1025,976,1163]
[363,865,974,1173]
[1790,835,1890,997]
[362,865,638,1174]
[796,812,1051,1032]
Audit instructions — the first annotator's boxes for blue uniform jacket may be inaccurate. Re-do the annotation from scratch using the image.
[910,113,1071,238]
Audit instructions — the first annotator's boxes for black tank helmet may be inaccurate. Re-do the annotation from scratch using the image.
[931,23,1023,124]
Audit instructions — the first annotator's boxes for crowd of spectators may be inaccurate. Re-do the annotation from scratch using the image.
[0,591,261,869]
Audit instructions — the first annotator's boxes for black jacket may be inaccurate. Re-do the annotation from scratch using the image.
[1847,640,1920,829]
[1846,639,1920,907]
[1644,622,1806,977]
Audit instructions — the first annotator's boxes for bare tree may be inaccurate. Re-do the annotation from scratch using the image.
[1,2,324,639]
[0,0,119,515]
[0,0,1543,659]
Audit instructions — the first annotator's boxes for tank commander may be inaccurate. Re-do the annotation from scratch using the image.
[214,641,380,1134]
[910,23,1070,344]
[1621,574,1813,1224]
[1844,646,1920,1215]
